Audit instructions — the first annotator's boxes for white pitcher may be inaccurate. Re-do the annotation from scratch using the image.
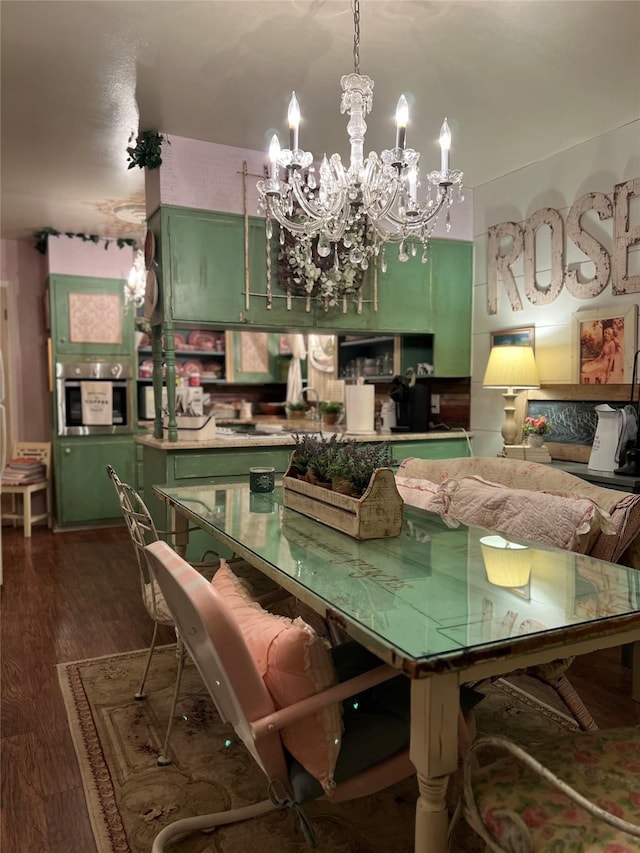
[588,404,626,472]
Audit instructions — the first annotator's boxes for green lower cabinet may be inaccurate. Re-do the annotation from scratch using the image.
[139,436,469,563]
[54,437,135,526]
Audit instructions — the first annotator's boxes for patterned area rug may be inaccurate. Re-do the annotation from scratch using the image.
[57,645,577,853]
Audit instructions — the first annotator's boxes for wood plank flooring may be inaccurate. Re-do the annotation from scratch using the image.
[1,524,638,853]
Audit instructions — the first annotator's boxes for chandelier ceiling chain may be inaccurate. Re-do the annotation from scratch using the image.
[352,0,360,75]
[256,0,464,275]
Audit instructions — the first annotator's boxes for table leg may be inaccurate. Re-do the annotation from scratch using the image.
[632,641,640,705]
[171,507,189,558]
[410,673,460,853]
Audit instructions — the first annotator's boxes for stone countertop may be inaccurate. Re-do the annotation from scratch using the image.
[134,424,470,451]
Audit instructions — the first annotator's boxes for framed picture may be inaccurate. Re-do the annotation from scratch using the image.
[573,304,638,385]
[490,326,535,349]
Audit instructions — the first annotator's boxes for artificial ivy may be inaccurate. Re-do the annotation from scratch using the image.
[33,227,136,255]
[126,130,168,170]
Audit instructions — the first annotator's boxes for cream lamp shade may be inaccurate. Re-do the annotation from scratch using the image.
[480,535,533,587]
[482,345,540,445]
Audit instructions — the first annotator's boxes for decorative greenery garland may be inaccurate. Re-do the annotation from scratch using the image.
[126,130,169,170]
[33,227,136,255]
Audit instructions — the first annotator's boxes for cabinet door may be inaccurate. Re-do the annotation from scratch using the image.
[373,249,435,333]
[54,437,135,525]
[430,240,473,377]
[166,208,246,324]
[226,331,280,383]
[50,275,134,356]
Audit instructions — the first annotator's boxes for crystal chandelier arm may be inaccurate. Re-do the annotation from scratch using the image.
[370,190,450,244]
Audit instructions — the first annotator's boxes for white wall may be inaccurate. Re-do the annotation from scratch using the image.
[471,121,640,457]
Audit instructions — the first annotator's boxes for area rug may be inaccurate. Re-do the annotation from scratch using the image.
[58,645,577,853]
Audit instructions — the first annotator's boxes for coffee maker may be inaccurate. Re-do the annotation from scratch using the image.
[390,372,431,433]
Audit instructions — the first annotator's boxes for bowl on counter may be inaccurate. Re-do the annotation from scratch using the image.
[255,402,286,416]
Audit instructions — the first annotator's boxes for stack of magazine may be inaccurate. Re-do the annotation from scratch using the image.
[2,457,46,484]
[501,443,551,463]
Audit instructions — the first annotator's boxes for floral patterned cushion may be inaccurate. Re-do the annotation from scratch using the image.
[470,726,640,852]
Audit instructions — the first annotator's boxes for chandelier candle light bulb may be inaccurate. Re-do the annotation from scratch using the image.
[395,95,408,151]
[269,134,281,181]
[288,92,300,151]
[440,119,451,175]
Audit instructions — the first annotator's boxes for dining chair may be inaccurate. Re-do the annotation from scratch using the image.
[106,465,221,766]
[2,441,52,537]
[144,539,420,853]
[459,728,640,851]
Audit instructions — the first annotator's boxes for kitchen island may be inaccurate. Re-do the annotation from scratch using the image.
[134,424,471,560]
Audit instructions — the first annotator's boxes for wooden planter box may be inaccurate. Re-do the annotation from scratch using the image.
[283,457,404,540]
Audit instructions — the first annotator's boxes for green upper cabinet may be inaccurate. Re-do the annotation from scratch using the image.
[162,207,246,325]
[49,274,134,356]
[372,248,435,333]
[429,239,473,377]
[151,206,472,376]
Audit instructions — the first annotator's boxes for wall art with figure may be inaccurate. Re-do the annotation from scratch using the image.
[574,305,638,385]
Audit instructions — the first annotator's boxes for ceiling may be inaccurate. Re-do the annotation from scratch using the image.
[1,0,639,243]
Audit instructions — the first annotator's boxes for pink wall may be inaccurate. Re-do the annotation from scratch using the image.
[1,238,49,444]
[47,235,133,278]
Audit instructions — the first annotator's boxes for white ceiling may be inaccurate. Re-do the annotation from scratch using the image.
[1,0,639,243]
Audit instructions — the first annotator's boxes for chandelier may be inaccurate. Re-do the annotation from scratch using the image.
[257,0,463,273]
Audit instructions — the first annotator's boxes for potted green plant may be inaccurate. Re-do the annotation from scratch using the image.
[286,401,308,420]
[320,401,342,425]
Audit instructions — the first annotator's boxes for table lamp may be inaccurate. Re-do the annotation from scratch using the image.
[482,345,540,446]
[480,535,533,587]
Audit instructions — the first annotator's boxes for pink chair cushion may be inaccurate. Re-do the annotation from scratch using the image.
[211,563,342,794]
[395,474,613,553]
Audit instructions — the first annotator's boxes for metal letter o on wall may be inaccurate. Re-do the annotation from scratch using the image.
[523,208,564,306]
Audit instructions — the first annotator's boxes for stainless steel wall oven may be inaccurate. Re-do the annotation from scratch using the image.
[56,360,134,436]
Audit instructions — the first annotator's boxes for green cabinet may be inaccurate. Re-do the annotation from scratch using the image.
[151,205,473,377]
[430,240,473,377]
[54,437,135,526]
[161,207,246,325]
[49,274,138,528]
[49,275,134,357]
[226,330,281,383]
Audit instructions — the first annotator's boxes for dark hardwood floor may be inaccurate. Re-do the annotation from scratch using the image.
[1,524,174,853]
[1,524,638,853]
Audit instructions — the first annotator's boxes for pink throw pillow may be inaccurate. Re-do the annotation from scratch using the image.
[212,563,342,793]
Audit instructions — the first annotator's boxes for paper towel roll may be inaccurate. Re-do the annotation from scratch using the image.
[345,384,375,434]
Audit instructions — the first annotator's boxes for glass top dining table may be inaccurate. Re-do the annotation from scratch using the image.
[153,480,640,852]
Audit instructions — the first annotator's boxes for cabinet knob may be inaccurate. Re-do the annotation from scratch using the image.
[64,448,71,455]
